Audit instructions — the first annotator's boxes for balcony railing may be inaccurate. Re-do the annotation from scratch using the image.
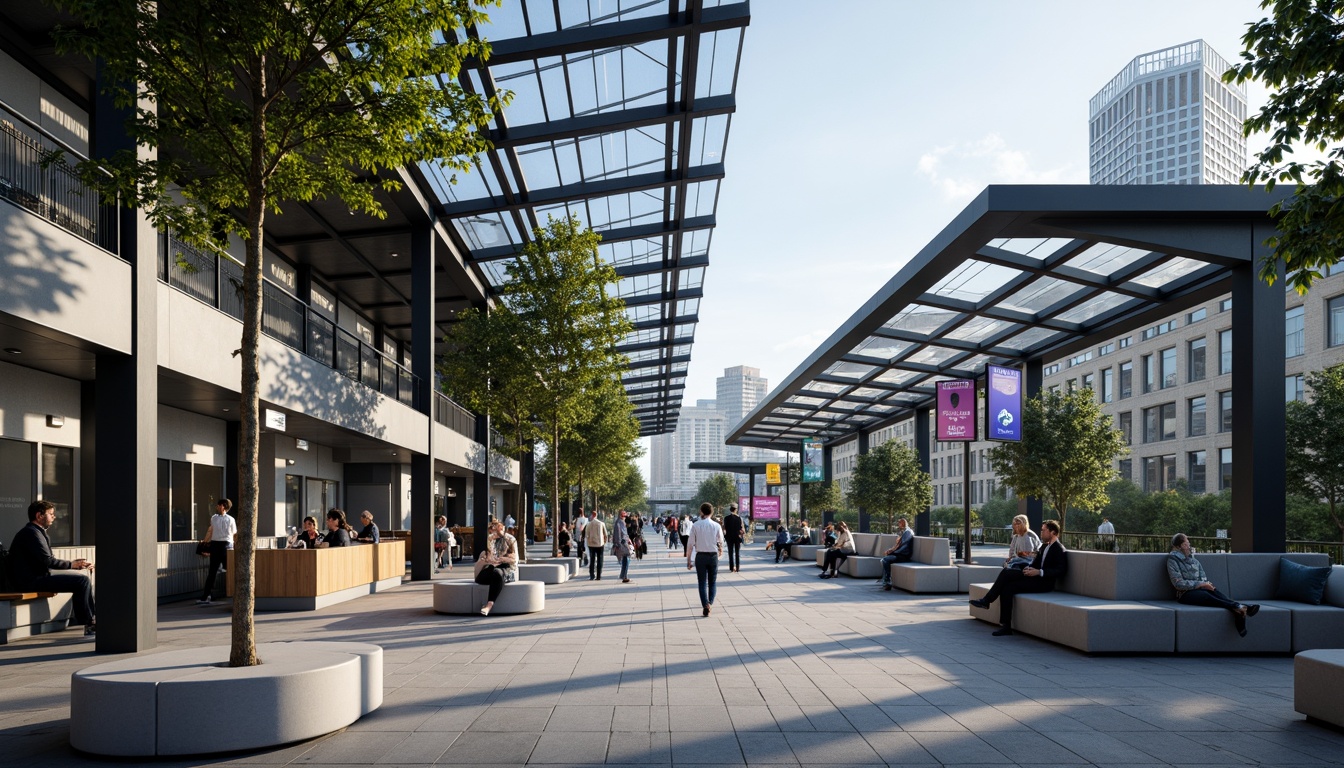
[160,232,432,415]
[434,392,477,438]
[0,98,117,253]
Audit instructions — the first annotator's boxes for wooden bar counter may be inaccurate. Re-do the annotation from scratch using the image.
[227,540,405,611]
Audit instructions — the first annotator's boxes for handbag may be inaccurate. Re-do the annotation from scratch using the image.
[195,541,210,557]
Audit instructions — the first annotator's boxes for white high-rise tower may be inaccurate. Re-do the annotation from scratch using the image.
[1089,40,1247,186]
[716,365,768,462]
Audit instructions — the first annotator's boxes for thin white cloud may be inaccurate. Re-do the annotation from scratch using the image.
[917,134,1083,201]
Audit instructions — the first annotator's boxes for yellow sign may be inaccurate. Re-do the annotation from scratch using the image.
[766,463,780,485]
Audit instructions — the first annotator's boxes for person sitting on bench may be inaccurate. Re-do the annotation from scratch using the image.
[9,500,96,637]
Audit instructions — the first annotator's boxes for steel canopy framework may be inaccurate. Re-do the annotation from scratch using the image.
[725,185,1289,453]
[425,0,750,437]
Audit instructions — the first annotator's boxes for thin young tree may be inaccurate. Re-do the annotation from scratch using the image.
[989,389,1127,532]
[845,442,932,534]
[496,216,630,555]
[57,0,502,666]
[1286,364,1344,541]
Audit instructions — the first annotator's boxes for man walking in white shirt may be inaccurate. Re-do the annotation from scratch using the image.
[686,502,726,616]
[584,510,607,580]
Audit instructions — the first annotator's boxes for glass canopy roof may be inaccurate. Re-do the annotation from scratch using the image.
[726,185,1284,451]
[424,0,749,436]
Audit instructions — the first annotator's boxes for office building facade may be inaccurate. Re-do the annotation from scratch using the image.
[649,399,728,501]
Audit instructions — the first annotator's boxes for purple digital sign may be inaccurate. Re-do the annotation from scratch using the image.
[986,364,1023,442]
[752,496,780,521]
[936,379,976,441]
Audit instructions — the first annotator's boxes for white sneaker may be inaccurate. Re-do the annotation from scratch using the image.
[196,598,212,606]
[479,605,491,616]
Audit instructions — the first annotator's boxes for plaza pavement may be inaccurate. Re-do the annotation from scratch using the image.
[2,540,1343,768]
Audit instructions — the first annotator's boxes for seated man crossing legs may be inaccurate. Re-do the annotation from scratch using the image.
[878,517,914,590]
[969,520,1067,636]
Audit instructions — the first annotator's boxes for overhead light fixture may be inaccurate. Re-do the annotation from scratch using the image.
[389,252,399,259]
[222,407,230,412]
[47,415,64,428]
[3,348,20,355]
[286,459,296,466]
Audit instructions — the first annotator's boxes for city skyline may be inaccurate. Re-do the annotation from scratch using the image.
[639,0,1278,485]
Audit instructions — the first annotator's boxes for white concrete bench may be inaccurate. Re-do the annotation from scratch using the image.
[71,641,382,756]
[889,537,959,592]
[432,580,544,615]
[0,592,72,644]
[1296,649,1344,729]
[516,563,568,584]
[527,556,579,577]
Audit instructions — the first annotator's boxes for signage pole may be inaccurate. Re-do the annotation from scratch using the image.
[962,439,973,564]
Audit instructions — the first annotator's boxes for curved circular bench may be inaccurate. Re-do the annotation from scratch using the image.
[527,556,579,577]
[517,563,568,584]
[433,579,544,615]
[71,641,382,756]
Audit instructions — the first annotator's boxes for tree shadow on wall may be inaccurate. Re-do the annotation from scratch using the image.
[259,346,387,442]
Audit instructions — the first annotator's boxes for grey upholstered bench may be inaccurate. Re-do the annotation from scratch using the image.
[889,537,959,592]
[516,563,568,584]
[1296,649,1344,729]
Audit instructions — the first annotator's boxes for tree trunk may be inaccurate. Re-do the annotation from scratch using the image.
[551,424,561,557]
[230,53,267,668]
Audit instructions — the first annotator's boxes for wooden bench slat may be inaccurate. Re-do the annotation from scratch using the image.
[0,592,57,601]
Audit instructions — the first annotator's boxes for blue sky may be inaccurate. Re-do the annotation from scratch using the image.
[636,0,1277,484]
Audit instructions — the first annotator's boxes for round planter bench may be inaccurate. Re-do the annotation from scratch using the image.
[517,563,568,584]
[1296,649,1344,729]
[527,556,579,577]
[433,579,544,615]
[71,641,382,756]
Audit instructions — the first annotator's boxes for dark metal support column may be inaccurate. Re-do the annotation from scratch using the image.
[961,440,973,564]
[1018,359,1044,530]
[473,413,491,558]
[93,65,157,652]
[522,445,536,546]
[821,444,835,528]
[856,432,870,533]
[409,226,435,580]
[1231,253,1286,553]
[914,409,931,536]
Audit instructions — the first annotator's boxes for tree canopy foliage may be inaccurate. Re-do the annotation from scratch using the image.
[989,389,1127,532]
[845,442,932,533]
[1286,363,1344,540]
[688,473,738,517]
[1227,0,1344,292]
[57,0,501,667]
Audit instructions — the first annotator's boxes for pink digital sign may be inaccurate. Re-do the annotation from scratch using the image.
[936,379,976,441]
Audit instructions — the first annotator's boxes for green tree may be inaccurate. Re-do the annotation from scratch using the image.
[989,389,1127,532]
[602,462,649,516]
[845,442,933,533]
[802,480,845,524]
[977,489,1018,529]
[930,505,981,530]
[1286,364,1344,540]
[1227,0,1344,291]
[498,216,631,555]
[57,0,500,666]
[688,473,738,516]
[565,378,642,510]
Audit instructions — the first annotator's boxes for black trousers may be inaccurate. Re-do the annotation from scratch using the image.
[475,565,505,602]
[33,573,95,627]
[1179,587,1246,631]
[576,538,586,563]
[822,549,849,574]
[201,541,229,600]
[775,543,791,563]
[726,539,741,570]
[982,569,1055,627]
[589,548,604,578]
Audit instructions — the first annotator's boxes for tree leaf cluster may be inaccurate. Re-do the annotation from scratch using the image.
[1226,0,1344,292]
[1286,363,1344,540]
[989,389,1127,531]
[686,473,738,517]
[844,441,932,533]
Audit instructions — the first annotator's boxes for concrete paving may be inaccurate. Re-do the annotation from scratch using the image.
[2,540,1342,767]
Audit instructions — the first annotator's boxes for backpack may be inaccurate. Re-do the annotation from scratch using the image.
[0,539,11,593]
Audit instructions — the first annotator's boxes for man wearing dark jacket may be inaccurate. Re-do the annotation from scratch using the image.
[969,519,1067,636]
[723,503,745,573]
[9,500,96,636]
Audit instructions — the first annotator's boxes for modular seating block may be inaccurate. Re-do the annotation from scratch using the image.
[71,642,382,756]
[1296,649,1344,728]
[789,544,821,563]
[839,533,897,578]
[956,564,1002,593]
[1,592,73,644]
[516,563,568,585]
[889,538,958,592]
[527,556,579,577]
[433,580,544,615]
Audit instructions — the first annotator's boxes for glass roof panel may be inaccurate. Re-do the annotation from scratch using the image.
[872,369,922,387]
[1066,242,1155,277]
[998,276,1086,315]
[847,386,888,400]
[945,316,1015,344]
[984,237,1075,260]
[802,380,850,395]
[903,345,962,367]
[998,326,1065,352]
[927,260,1024,303]
[883,304,957,337]
[852,336,912,361]
[1055,291,1131,324]
[1130,257,1206,288]
[826,400,860,411]
[787,395,827,407]
[822,361,876,380]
